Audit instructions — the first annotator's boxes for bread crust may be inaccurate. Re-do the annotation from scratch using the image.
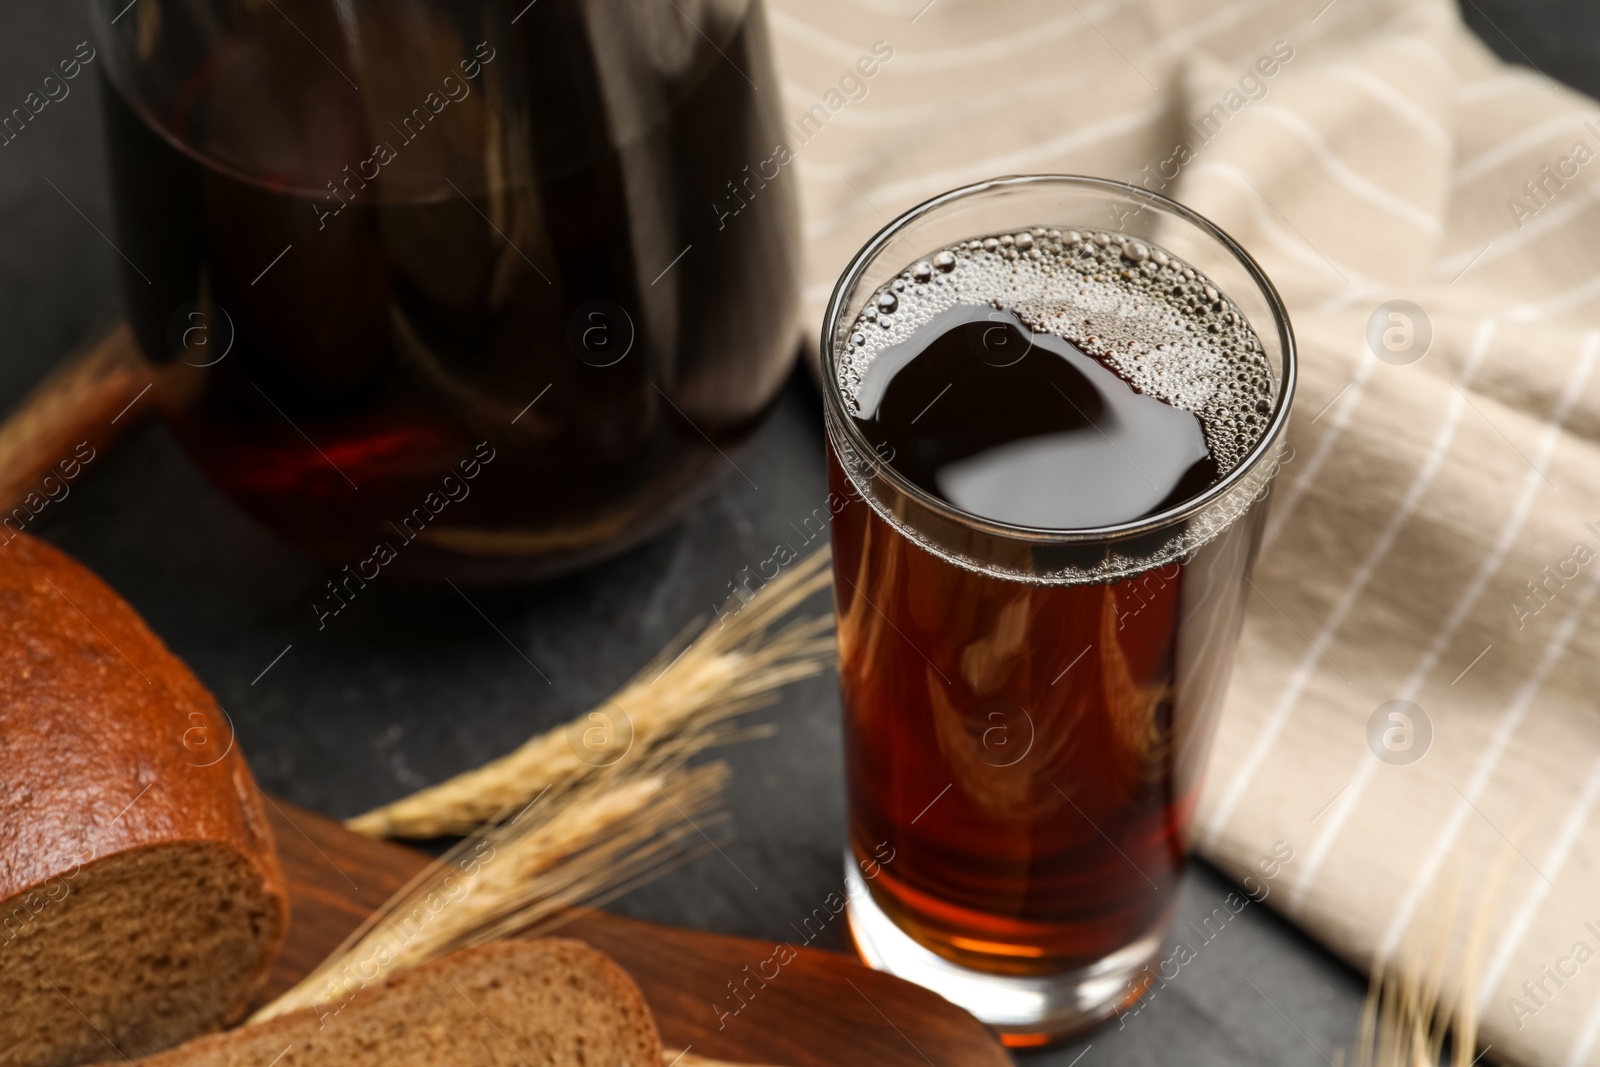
[128,939,664,1067]
[0,532,288,1015]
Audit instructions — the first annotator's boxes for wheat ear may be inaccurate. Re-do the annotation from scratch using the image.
[347,547,834,839]
[253,758,729,1022]
[1349,803,1530,1067]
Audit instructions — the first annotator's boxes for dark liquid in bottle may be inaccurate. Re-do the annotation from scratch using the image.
[101,0,800,581]
[832,228,1273,976]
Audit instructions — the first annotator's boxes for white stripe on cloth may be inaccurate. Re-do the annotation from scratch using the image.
[1567,953,1600,1067]
[1141,0,1275,65]
[1455,113,1600,186]
[1203,318,1498,845]
[1478,753,1600,1013]
[1378,564,1600,960]
[1288,330,1600,908]
[1186,161,1378,290]
[1434,180,1600,279]
[779,71,1100,132]
[1455,72,1541,106]
[766,2,1119,71]
[1382,35,1455,85]
[1325,64,1452,153]
[1312,283,1387,316]
[840,0,980,15]
[1249,105,1444,235]
[1511,268,1600,322]
[1263,349,1379,550]
[802,101,1165,239]
[780,0,1270,214]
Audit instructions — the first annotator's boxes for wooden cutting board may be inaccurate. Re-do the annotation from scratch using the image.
[253,799,1011,1067]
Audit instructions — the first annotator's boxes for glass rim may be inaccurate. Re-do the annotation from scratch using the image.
[819,173,1298,546]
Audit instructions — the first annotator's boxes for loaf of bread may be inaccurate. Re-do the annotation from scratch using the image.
[0,533,288,1067]
[114,939,663,1067]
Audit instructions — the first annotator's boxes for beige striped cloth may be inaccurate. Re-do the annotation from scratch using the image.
[767,0,1600,1061]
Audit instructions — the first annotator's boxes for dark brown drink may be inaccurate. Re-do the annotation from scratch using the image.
[99,0,799,581]
[827,208,1290,1044]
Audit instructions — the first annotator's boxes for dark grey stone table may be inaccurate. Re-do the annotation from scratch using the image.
[1,2,1588,1063]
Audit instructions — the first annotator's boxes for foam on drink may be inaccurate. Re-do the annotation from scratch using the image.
[834,227,1277,532]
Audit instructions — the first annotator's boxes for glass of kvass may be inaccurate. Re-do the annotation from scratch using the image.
[91,0,800,581]
[823,175,1295,1044]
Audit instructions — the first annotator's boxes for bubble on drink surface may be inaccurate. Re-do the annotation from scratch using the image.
[835,226,1278,477]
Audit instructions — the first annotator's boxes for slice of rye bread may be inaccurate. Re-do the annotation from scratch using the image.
[0,534,287,1067]
[112,940,663,1067]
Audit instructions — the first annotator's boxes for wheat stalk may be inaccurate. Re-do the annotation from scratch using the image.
[1348,806,1528,1067]
[255,548,834,1022]
[252,759,729,1022]
[348,547,835,839]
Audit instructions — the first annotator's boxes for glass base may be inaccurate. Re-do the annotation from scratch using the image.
[843,857,1163,1047]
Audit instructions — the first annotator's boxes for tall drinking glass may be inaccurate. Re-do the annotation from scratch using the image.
[822,175,1295,1044]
